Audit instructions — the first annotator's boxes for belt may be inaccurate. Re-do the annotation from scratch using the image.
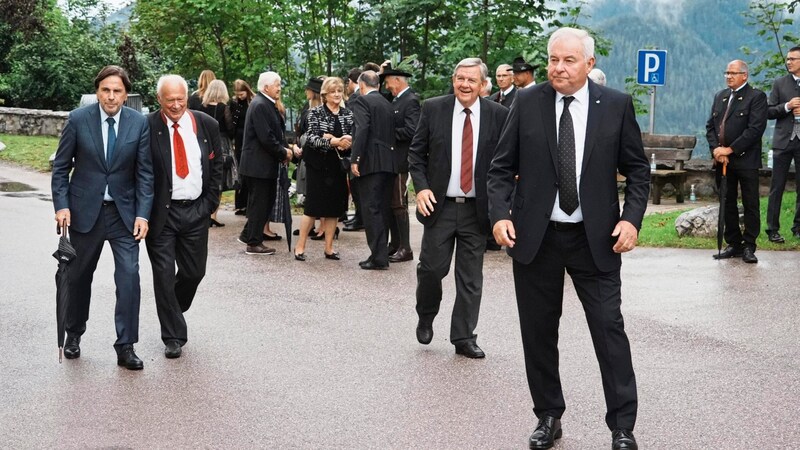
[549,221,583,231]
[102,200,114,206]
[171,199,197,206]
[446,197,476,203]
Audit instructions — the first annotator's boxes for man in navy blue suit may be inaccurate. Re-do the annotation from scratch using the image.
[52,65,154,370]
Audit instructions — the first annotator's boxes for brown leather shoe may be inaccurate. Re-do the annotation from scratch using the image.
[246,244,276,255]
[388,248,413,263]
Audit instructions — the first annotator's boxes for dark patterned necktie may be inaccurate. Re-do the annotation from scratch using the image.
[558,96,578,215]
[106,117,116,162]
[460,108,473,194]
[719,89,735,146]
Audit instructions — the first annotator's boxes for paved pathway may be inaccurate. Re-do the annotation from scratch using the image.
[1,162,798,449]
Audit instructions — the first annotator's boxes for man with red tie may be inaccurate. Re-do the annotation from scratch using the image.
[146,75,223,359]
[408,58,509,358]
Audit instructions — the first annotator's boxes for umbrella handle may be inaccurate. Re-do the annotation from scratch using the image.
[722,161,727,177]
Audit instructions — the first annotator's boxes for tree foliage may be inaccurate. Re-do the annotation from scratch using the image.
[741,0,799,92]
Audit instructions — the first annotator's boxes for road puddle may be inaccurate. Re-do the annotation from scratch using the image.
[0,181,37,192]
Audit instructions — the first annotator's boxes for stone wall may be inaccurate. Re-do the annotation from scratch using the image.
[0,107,68,137]
[664,160,796,200]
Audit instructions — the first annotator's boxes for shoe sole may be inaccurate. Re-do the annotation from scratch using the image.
[455,348,486,358]
[246,250,276,255]
[117,361,144,370]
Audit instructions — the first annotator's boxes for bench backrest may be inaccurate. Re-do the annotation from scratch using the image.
[641,133,696,170]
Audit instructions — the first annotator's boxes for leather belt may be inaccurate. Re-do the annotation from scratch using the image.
[549,221,583,231]
[446,197,475,203]
[102,200,114,206]
[171,199,197,206]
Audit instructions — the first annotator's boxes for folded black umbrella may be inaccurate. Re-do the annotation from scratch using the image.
[52,225,76,363]
[278,164,293,251]
[717,162,728,257]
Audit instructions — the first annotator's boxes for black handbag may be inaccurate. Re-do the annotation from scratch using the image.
[335,150,350,173]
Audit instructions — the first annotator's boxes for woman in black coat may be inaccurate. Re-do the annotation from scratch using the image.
[229,79,255,214]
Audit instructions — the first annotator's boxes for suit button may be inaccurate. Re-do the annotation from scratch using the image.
[554,182,559,187]
[166,204,170,209]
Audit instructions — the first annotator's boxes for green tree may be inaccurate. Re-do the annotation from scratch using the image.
[741,0,799,91]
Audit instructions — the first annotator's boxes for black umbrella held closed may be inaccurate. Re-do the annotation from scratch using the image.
[717,161,728,258]
[52,224,76,363]
[269,163,293,251]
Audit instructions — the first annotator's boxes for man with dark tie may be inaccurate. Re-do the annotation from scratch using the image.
[409,58,509,359]
[145,75,223,358]
[490,63,516,107]
[350,70,398,270]
[52,65,153,370]
[381,64,421,263]
[706,60,767,263]
[488,28,650,449]
[238,71,294,255]
[765,46,800,243]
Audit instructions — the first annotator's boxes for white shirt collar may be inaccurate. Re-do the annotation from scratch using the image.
[555,80,590,106]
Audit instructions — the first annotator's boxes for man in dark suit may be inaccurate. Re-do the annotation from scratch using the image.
[488,28,650,449]
[145,75,223,359]
[409,58,509,359]
[350,70,398,270]
[381,65,421,263]
[490,63,516,107]
[238,71,294,255]
[706,60,768,263]
[765,46,800,242]
[512,56,536,90]
[52,65,153,370]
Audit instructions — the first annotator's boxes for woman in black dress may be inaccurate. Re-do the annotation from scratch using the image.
[199,79,234,227]
[229,79,255,214]
[293,77,354,261]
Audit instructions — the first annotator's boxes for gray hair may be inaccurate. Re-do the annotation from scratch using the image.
[452,58,489,81]
[257,71,281,91]
[730,59,749,75]
[156,75,188,97]
[588,68,606,86]
[496,63,512,73]
[548,27,595,61]
[358,70,380,88]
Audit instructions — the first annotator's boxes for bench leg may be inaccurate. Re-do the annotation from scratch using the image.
[675,175,687,203]
[651,181,662,205]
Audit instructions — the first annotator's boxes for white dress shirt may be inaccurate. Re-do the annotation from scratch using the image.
[550,80,590,223]
[168,112,203,200]
[447,98,481,198]
[99,106,121,201]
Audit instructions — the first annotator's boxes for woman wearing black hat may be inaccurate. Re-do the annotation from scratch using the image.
[293,77,354,261]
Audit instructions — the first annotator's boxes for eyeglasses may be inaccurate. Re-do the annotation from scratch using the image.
[787,57,800,62]
[723,72,746,77]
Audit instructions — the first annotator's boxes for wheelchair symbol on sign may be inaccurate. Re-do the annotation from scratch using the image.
[650,74,659,83]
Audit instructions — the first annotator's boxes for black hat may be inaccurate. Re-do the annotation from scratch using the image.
[380,63,412,80]
[305,77,323,94]
[512,56,536,73]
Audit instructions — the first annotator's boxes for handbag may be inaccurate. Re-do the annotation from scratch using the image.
[335,149,350,173]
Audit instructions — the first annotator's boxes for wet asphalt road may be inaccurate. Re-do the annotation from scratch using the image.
[1,161,799,449]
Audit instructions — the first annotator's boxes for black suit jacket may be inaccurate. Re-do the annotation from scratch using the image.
[238,92,289,179]
[487,81,650,272]
[51,104,154,234]
[490,87,516,108]
[409,95,509,234]
[767,74,800,150]
[705,83,768,170]
[146,110,224,238]
[350,90,397,175]
[391,88,421,173]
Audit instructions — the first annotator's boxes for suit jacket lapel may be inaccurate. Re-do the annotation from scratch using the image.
[539,84,558,175]
[88,104,107,170]
[725,84,749,119]
[582,82,603,176]
[476,97,491,167]
[191,111,210,189]
[155,112,173,187]
[443,96,455,174]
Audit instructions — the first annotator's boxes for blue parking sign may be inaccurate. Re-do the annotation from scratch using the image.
[637,50,667,86]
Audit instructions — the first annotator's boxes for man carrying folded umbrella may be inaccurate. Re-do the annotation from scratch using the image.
[706,59,767,264]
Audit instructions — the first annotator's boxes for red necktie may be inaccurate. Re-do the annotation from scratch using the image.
[460,108,473,194]
[172,122,189,178]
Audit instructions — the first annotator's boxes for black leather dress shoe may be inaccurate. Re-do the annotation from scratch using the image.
[324,251,340,260]
[742,247,758,264]
[416,321,433,345]
[713,244,743,260]
[612,429,637,450]
[528,415,562,449]
[63,336,81,359]
[388,248,413,263]
[359,259,371,267]
[165,340,182,359]
[767,231,785,243]
[360,261,388,270]
[343,221,365,231]
[116,345,144,370]
[454,341,485,358]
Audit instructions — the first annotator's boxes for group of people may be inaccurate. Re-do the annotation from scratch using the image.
[50,25,800,450]
[706,46,800,264]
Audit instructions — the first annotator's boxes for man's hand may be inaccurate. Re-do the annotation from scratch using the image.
[133,218,149,241]
[416,189,437,216]
[55,208,70,233]
[284,147,293,163]
[712,146,733,163]
[351,163,360,177]
[611,220,638,254]
[292,144,303,158]
[787,96,800,111]
[493,219,516,248]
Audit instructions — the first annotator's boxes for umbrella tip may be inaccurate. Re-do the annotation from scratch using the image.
[59,347,63,364]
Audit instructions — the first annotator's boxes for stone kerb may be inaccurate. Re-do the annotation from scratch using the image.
[0,107,69,137]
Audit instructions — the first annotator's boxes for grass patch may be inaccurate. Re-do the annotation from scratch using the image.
[0,134,59,172]
[639,191,800,250]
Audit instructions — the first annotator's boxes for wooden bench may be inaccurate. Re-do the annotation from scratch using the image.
[642,133,696,205]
